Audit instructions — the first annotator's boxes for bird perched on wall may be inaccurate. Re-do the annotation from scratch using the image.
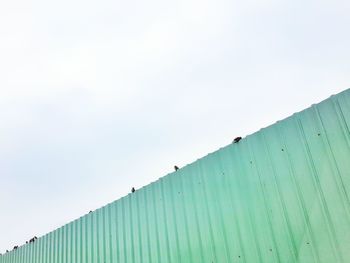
[174,165,179,171]
[233,137,242,143]
[13,246,18,250]
[6,250,9,253]
[131,187,135,193]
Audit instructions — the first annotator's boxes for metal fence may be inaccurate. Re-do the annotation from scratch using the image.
[1,89,350,263]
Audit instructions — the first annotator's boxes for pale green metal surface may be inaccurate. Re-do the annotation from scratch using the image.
[1,89,350,262]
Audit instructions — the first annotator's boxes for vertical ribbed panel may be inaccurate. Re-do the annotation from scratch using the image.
[1,89,350,263]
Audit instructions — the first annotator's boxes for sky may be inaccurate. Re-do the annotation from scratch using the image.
[0,0,349,253]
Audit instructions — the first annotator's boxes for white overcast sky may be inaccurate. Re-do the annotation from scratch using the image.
[0,0,349,253]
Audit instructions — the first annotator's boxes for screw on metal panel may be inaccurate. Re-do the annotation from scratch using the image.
[307,242,310,244]
[281,149,284,151]
[250,161,252,164]
[269,248,272,252]
[317,133,321,136]
[238,255,241,258]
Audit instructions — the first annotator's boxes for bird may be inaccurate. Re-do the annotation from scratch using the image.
[6,250,9,253]
[13,246,18,250]
[174,165,179,171]
[233,137,242,143]
[26,241,28,244]
[131,187,135,193]
[89,211,92,213]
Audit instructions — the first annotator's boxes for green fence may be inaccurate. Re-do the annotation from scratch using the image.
[1,89,350,263]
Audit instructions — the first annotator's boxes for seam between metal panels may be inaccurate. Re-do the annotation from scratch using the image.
[222,148,247,261]
[262,131,299,260]
[171,178,182,262]
[178,171,195,262]
[186,165,207,263]
[246,138,277,260]
[196,162,220,262]
[314,106,350,214]
[333,97,350,204]
[161,179,173,262]
[210,154,232,262]
[234,146,264,263]
[277,122,320,263]
[297,118,343,262]
[333,98,350,152]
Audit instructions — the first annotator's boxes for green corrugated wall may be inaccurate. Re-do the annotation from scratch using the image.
[1,89,350,263]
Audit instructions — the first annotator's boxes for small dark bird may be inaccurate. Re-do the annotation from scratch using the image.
[131,187,135,193]
[89,211,92,213]
[34,236,38,240]
[26,241,28,244]
[13,246,18,250]
[233,137,242,143]
[174,165,179,171]
[6,250,9,253]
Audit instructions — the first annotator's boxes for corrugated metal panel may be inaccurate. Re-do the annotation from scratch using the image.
[1,89,350,263]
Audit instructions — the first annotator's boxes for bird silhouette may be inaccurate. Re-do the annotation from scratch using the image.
[131,187,135,193]
[233,137,242,143]
[174,165,179,171]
